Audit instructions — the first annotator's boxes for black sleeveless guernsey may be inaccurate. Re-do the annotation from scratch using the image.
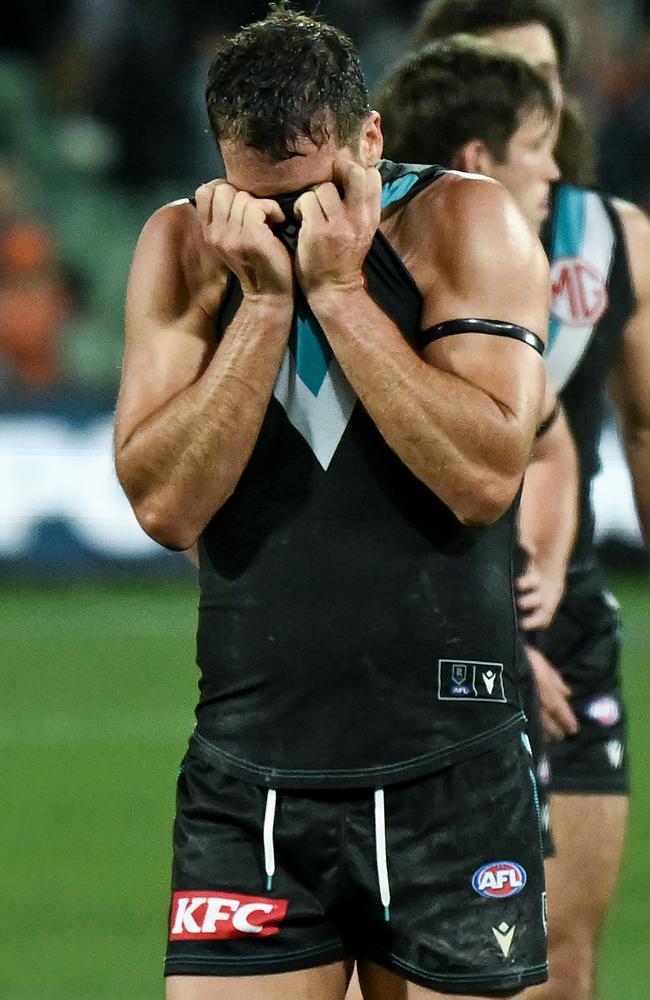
[194,160,525,789]
[541,183,635,574]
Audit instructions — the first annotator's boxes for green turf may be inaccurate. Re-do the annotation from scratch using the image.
[2,572,648,998]
[597,574,650,1000]
[3,581,198,1000]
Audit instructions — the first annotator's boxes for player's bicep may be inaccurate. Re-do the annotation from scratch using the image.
[610,200,650,436]
[421,270,548,428]
[116,211,220,448]
[609,297,650,436]
[418,180,548,421]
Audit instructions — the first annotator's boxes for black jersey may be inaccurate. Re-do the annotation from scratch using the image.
[194,160,525,789]
[542,183,635,572]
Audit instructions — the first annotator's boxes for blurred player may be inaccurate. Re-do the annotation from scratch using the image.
[115,6,552,998]
[409,4,650,999]
[415,0,599,190]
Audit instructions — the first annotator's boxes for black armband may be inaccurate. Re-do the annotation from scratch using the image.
[535,399,561,438]
[417,318,545,356]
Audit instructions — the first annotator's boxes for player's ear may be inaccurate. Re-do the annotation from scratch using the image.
[454,139,494,176]
[358,111,383,166]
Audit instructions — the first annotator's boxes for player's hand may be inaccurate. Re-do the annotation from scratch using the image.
[525,644,578,742]
[195,181,294,300]
[293,159,381,297]
[517,544,565,629]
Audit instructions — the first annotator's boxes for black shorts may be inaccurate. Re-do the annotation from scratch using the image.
[165,732,548,994]
[516,643,554,856]
[529,574,629,795]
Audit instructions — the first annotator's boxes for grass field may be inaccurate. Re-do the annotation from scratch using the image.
[3,572,649,999]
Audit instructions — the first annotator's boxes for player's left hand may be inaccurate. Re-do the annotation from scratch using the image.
[517,547,565,630]
[293,159,381,297]
[526,644,578,742]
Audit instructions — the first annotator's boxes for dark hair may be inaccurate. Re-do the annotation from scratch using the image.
[414,0,571,77]
[375,36,555,166]
[205,3,370,160]
[554,97,597,186]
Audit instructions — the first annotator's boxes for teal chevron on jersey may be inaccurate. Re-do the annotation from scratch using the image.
[294,313,332,396]
[548,185,586,351]
[546,184,615,392]
[272,167,426,470]
[551,186,586,257]
[273,312,357,471]
[381,172,420,210]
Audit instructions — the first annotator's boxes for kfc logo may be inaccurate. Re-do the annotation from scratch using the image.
[169,891,288,940]
[550,257,608,326]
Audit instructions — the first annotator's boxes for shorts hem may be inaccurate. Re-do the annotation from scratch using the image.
[549,778,629,795]
[164,942,347,977]
[363,952,548,995]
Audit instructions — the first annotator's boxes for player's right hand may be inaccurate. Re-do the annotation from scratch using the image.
[195,181,294,299]
[517,546,566,630]
[525,644,579,742]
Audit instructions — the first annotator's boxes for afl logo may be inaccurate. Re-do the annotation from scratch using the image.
[472,861,527,898]
[550,257,608,326]
[586,695,620,727]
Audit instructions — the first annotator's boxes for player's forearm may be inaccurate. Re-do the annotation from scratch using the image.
[309,287,536,524]
[520,412,579,579]
[622,429,650,548]
[116,298,292,549]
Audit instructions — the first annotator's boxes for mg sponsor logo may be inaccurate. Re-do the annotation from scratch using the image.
[472,861,527,898]
[169,891,288,940]
[550,257,607,326]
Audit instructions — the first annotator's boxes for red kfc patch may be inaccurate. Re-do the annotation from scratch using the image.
[169,891,289,940]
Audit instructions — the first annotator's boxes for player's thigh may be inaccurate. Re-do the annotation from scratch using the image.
[546,793,628,935]
[167,960,352,999]
[346,967,363,1000]
[356,960,520,999]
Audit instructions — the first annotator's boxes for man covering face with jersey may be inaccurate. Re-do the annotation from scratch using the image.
[114,4,553,999]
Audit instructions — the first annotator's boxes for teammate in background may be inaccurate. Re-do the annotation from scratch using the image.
[115,6,552,998]
[375,29,580,776]
[410,4,650,999]
[413,0,592,186]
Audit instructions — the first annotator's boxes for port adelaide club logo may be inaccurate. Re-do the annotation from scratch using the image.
[472,861,527,898]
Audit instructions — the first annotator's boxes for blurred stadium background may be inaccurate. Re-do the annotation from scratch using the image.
[1,1,649,997]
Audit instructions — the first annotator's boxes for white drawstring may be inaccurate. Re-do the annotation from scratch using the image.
[374,788,391,922]
[263,789,277,891]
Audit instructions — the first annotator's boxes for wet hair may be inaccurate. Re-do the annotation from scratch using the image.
[205,2,370,160]
[375,36,555,166]
[414,0,571,77]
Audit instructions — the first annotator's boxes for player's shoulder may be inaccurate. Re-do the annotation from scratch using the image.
[419,171,545,275]
[136,197,201,258]
[132,193,227,296]
[417,168,506,214]
[418,170,536,247]
[127,192,229,319]
[610,197,650,299]
[610,197,650,253]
